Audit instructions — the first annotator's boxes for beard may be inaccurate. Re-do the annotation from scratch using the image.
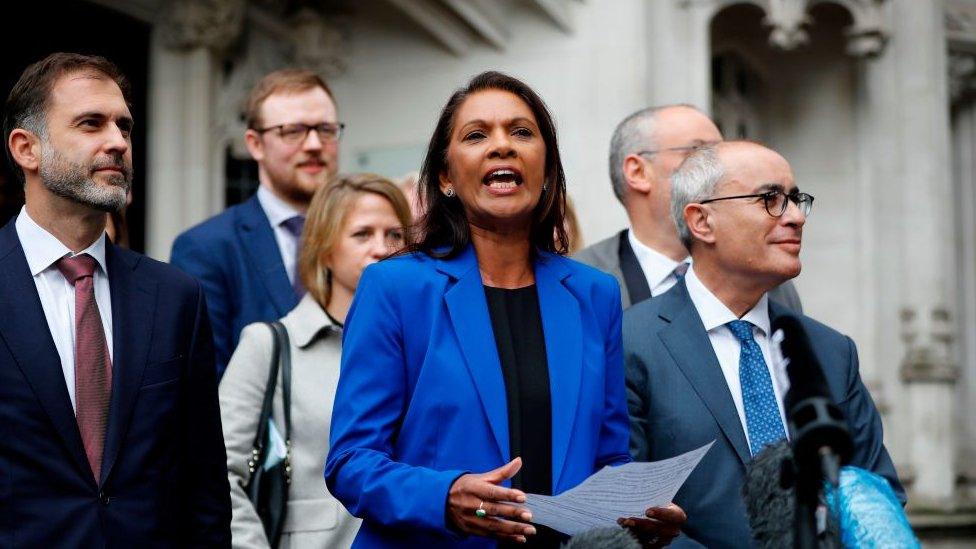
[39,144,132,213]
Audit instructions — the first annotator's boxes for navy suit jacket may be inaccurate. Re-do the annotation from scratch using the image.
[325,246,631,548]
[0,219,231,547]
[170,195,298,377]
[623,280,903,548]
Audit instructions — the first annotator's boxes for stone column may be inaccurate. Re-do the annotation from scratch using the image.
[647,1,712,111]
[144,0,244,260]
[146,39,223,260]
[892,0,958,510]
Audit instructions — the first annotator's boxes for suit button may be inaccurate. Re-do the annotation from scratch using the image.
[99,491,110,505]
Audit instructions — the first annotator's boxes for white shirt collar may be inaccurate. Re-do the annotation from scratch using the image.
[684,264,770,336]
[257,185,303,227]
[15,206,108,277]
[627,230,690,291]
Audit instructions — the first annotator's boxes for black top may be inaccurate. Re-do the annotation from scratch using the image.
[485,285,564,548]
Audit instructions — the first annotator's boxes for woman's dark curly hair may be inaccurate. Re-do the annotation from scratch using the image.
[410,71,568,258]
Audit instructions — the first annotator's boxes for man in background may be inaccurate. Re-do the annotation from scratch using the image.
[171,69,342,375]
[575,105,802,311]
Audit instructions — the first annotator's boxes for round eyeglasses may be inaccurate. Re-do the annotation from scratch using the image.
[699,189,814,217]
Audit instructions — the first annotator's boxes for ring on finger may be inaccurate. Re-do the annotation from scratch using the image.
[475,500,487,518]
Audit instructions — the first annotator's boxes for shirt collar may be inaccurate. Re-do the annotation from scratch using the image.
[282,294,342,348]
[256,184,303,228]
[15,206,108,277]
[627,230,690,290]
[684,264,770,336]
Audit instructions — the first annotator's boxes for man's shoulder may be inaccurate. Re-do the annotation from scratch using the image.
[622,290,669,327]
[770,302,848,344]
[114,246,202,296]
[573,230,622,270]
[172,197,259,250]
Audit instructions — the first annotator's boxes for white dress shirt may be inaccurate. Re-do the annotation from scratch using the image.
[15,207,113,412]
[256,185,303,285]
[683,265,789,448]
[628,230,690,297]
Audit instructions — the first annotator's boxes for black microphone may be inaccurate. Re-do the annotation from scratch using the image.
[742,440,840,549]
[562,527,641,549]
[773,315,853,485]
[772,314,853,549]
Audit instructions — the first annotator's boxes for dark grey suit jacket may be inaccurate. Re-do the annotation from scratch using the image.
[623,280,903,548]
[574,229,803,311]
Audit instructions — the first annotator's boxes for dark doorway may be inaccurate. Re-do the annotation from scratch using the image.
[1,0,150,252]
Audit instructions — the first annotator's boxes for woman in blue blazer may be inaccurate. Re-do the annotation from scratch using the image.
[325,72,685,548]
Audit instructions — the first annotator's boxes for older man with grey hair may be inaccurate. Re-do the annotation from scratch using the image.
[622,141,902,547]
[575,105,802,311]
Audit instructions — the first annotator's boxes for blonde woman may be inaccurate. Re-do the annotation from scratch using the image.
[220,174,411,548]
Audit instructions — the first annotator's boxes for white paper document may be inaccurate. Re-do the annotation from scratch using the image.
[523,441,714,536]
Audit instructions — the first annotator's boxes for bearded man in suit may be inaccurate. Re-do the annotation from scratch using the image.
[1,52,230,547]
[170,69,341,376]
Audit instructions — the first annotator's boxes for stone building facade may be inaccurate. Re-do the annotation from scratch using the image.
[48,0,976,542]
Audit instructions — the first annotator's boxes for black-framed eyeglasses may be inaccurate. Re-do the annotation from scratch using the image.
[699,189,815,217]
[635,141,720,157]
[255,122,345,144]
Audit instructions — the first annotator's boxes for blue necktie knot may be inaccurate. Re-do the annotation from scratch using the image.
[727,319,755,343]
[281,215,306,239]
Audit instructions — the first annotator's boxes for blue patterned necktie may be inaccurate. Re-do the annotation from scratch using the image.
[727,319,786,456]
[281,215,306,298]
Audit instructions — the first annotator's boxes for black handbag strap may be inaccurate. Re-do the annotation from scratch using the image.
[250,322,282,458]
[267,321,292,440]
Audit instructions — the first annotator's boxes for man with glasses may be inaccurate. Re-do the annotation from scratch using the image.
[624,141,902,547]
[575,105,802,311]
[171,69,341,376]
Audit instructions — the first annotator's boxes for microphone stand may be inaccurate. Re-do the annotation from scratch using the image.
[787,397,849,549]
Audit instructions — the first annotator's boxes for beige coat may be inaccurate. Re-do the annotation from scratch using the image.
[220,295,360,549]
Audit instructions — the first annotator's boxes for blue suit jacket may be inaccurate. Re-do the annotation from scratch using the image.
[623,280,904,548]
[325,245,631,548]
[170,195,297,377]
[0,218,230,547]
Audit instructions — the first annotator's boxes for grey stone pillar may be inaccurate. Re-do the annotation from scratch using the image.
[893,0,959,510]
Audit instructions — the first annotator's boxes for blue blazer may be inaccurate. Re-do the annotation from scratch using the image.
[325,245,631,548]
[0,219,231,547]
[170,195,298,377]
[623,280,904,548]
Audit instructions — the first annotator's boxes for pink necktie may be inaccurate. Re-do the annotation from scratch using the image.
[57,254,112,482]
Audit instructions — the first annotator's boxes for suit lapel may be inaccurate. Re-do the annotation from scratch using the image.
[0,221,92,482]
[657,282,751,466]
[236,196,296,316]
[534,253,581,488]
[617,229,652,305]
[438,247,509,463]
[100,243,157,485]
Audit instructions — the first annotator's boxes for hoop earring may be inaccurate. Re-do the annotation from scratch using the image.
[445,187,455,197]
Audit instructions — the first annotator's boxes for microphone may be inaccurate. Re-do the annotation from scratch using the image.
[742,440,839,549]
[743,441,918,548]
[562,527,641,549]
[773,315,853,487]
